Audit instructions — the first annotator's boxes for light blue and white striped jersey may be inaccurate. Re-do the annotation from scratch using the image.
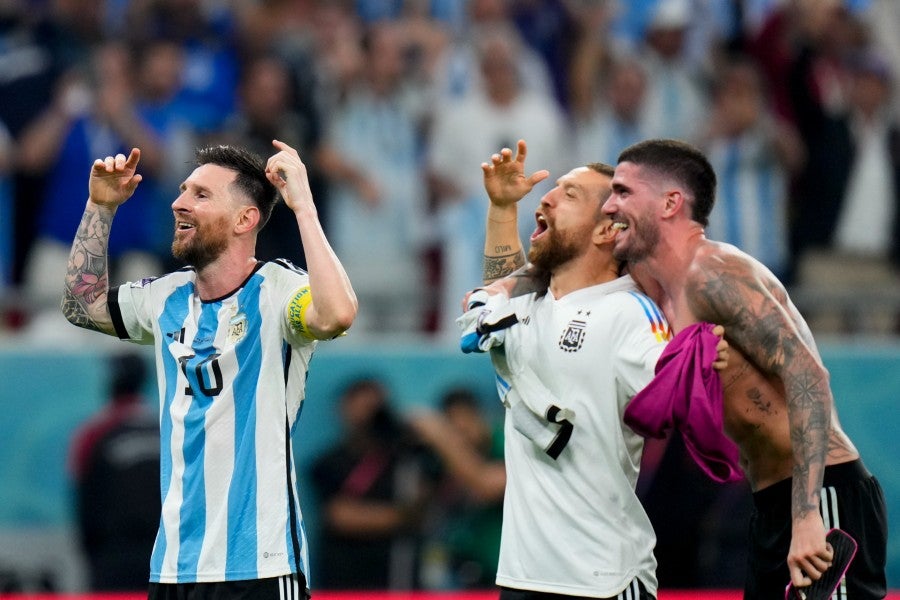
[706,132,790,279]
[108,260,316,584]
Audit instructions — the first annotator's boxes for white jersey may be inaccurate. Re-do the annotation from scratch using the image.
[108,260,316,584]
[495,275,669,597]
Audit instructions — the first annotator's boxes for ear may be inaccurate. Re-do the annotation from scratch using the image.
[235,205,261,235]
[593,218,617,247]
[662,190,686,219]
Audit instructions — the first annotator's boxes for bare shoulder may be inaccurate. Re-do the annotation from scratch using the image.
[684,240,783,325]
[689,239,750,272]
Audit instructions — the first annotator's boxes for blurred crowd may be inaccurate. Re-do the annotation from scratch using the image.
[308,378,506,591]
[61,361,744,593]
[1,0,899,344]
[60,356,509,593]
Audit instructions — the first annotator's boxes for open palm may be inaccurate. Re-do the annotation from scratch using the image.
[88,148,143,208]
[482,139,548,208]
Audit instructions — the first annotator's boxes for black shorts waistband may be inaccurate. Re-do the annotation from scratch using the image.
[752,459,871,509]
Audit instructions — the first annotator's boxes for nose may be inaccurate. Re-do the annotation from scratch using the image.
[540,187,558,208]
[171,190,189,212]
[602,194,619,215]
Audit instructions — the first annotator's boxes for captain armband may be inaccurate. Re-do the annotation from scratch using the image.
[287,286,318,340]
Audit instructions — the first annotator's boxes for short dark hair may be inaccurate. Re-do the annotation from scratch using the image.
[617,139,716,227]
[109,352,148,397]
[440,387,481,413]
[586,162,615,205]
[196,145,279,229]
[340,377,387,401]
[586,162,615,179]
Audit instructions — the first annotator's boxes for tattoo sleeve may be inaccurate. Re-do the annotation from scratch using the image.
[482,247,526,284]
[686,257,831,524]
[62,203,116,334]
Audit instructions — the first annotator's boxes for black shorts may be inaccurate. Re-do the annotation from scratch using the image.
[745,459,887,599]
[500,577,654,600]
[148,573,308,600]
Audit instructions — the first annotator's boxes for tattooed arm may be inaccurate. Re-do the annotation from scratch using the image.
[481,139,548,284]
[686,249,834,587]
[62,149,143,334]
[476,264,551,302]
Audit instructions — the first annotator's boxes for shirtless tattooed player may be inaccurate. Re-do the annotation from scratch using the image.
[482,139,887,598]
[602,139,886,598]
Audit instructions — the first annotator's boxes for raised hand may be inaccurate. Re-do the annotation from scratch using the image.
[481,139,549,208]
[89,148,142,208]
[265,139,315,216]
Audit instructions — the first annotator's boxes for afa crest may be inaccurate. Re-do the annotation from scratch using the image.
[559,319,587,352]
[227,313,248,345]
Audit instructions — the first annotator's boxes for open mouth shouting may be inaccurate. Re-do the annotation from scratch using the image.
[530,213,549,243]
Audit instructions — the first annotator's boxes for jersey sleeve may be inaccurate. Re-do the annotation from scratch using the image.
[612,291,670,397]
[284,285,318,342]
[108,278,158,345]
[272,266,317,346]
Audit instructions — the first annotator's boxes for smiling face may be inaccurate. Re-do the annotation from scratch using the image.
[604,161,663,264]
[527,166,612,272]
[171,163,243,269]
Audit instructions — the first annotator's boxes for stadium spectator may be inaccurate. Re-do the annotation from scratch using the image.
[635,0,709,143]
[316,22,433,335]
[699,57,804,282]
[0,121,11,296]
[309,378,438,589]
[428,23,570,340]
[0,0,98,290]
[431,0,556,102]
[68,352,159,591]
[215,53,324,270]
[791,49,900,332]
[572,57,653,166]
[20,41,168,319]
[123,0,241,133]
[409,387,505,589]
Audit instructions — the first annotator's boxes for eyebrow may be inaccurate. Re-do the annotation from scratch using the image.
[611,181,630,193]
[180,181,213,196]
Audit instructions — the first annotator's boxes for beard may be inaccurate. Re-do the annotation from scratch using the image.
[528,227,583,272]
[612,212,660,264]
[171,219,229,270]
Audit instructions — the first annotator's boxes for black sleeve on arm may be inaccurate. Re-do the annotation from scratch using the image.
[107,286,130,340]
